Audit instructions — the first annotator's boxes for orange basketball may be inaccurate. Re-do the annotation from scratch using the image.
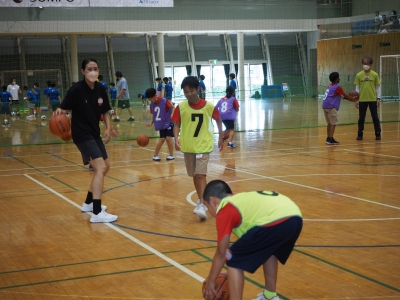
[202,272,229,300]
[49,114,71,139]
[137,134,149,147]
[61,131,72,142]
[348,90,359,97]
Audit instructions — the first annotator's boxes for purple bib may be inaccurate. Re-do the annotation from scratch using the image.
[151,97,172,131]
[216,96,237,121]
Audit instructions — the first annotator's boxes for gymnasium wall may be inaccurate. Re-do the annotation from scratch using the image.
[317,32,400,94]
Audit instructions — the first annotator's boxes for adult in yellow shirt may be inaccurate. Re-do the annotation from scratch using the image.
[354,56,381,140]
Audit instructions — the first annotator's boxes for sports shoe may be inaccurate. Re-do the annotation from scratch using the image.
[193,201,207,221]
[81,202,107,212]
[356,133,363,140]
[326,138,340,145]
[253,291,280,300]
[227,142,236,148]
[113,118,120,122]
[375,133,381,140]
[166,155,175,161]
[90,210,118,223]
[88,165,94,171]
[127,117,135,122]
[153,155,161,161]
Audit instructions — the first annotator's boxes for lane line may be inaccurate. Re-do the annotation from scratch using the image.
[209,164,400,211]
[24,174,205,283]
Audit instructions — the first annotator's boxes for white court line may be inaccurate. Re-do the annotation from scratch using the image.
[186,177,400,221]
[192,164,400,212]
[24,174,205,283]
[343,149,400,159]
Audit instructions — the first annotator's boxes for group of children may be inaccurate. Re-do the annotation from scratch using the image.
[0,79,62,126]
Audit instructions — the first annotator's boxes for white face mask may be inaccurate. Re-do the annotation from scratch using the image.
[363,65,370,71]
[86,71,99,83]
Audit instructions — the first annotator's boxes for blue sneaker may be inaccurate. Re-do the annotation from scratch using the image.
[227,142,236,148]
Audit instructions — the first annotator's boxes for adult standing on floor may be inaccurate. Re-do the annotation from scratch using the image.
[113,71,135,122]
[354,56,381,141]
[55,58,118,223]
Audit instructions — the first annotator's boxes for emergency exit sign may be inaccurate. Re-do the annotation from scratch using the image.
[209,60,218,64]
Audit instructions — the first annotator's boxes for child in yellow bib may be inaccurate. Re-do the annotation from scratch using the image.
[202,180,302,300]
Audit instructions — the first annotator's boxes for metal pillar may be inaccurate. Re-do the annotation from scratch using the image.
[185,35,197,77]
[61,37,70,86]
[237,32,245,100]
[157,33,165,80]
[17,38,28,86]
[70,34,79,83]
[146,35,157,84]
[224,34,235,76]
[105,36,115,83]
[295,33,309,96]
[260,34,274,85]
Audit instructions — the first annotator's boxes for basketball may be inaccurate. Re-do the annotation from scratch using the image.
[49,114,71,139]
[137,134,149,147]
[348,90,359,98]
[61,131,72,142]
[202,272,229,300]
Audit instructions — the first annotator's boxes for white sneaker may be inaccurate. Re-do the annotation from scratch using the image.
[166,155,174,161]
[193,202,207,220]
[153,155,161,161]
[81,202,107,212]
[90,211,118,223]
[253,291,279,300]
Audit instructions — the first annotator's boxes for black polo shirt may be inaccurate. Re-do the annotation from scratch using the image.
[60,79,111,144]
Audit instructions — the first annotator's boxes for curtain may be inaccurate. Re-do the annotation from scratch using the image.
[262,63,268,85]
[186,65,192,76]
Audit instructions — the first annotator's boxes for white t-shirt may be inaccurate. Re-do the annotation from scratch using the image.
[7,84,20,100]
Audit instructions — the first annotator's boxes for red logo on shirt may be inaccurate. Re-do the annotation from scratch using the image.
[98,98,103,106]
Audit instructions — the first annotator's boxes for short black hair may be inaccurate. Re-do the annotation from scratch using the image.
[51,82,56,88]
[138,93,143,98]
[23,85,28,90]
[163,77,169,82]
[229,73,236,79]
[199,75,205,80]
[81,58,98,70]
[47,80,52,86]
[98,75,103,81]
[226,86,235,98]
[203,180,233,204]
[181,76,199,90]
[329,72,339,83]
[34,82,39,87]
[156,77,161,81]
[362,56,373,64]
[2,85,6,91]
[145,88,157,99]
[110,82,115,86]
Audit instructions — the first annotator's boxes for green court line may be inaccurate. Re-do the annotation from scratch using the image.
[0,260,208,291]
[9,155,78,191]
[191,249,290,300]
[0,245,217,275]
[294,249,400,293]
[46,152,129,185]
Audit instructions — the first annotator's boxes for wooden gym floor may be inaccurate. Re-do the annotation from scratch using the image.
[0,97,399,299]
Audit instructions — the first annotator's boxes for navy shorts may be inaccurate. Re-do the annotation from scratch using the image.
[0,107,11,115]
[227,216,303,273]
[222,120,235,130]
[75,139,108,165]
[159,123,174,138]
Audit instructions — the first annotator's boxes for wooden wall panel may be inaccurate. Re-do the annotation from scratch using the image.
[317,32,400,88]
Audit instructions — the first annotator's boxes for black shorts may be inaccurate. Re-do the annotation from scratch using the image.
[0,107,11,115]
[11,101,19,105]
[75,139,108,165]
[117,99,131,109]
[159,123,174,138]
[222,120,235,130]
[227,216,302,273]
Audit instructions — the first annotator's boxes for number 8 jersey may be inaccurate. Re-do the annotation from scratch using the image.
[179,100,215,154]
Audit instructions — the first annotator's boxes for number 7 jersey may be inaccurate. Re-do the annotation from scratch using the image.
[179,100,215,154]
